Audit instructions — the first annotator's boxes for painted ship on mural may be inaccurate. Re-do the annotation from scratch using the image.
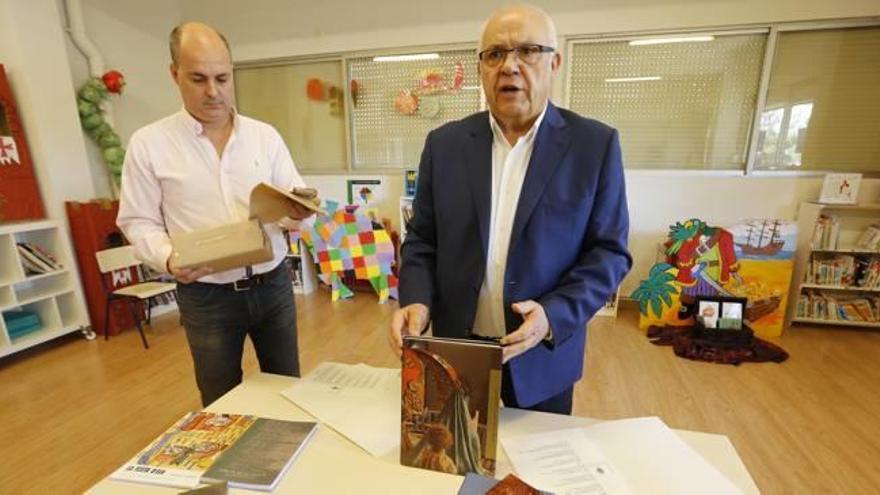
[736,219,785,256]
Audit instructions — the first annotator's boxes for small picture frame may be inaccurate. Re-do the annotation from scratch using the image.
[719,300,744,330]
[697,300,720,328]
[819,173,861,205]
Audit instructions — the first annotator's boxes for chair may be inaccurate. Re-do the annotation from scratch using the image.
[95,245,177,349]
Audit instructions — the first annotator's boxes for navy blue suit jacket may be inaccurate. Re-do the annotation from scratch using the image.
[399,102,632,407]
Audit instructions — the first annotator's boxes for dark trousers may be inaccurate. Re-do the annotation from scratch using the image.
[176,263,300,406]
[501,363,574,415]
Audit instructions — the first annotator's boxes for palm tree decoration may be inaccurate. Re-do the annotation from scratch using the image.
[631,262,679,318]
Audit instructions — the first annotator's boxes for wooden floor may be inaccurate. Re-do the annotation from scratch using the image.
[1,291,879,494]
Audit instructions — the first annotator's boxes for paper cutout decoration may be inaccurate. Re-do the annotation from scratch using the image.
[394,90,419,115]
[350,80,360,107]
[300,200,398,303]
[451,61,464,91]
[307,78,326,101]
[418,96,440,119]
[631,218,796,337]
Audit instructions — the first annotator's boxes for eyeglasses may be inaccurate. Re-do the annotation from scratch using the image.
[478,44,555,67]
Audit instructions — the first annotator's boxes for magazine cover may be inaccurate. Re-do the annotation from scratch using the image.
[111,412,317,491]
[401,336,502,476]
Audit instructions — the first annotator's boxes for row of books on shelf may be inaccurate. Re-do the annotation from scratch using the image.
[855,223,880,251]
[811,214,840,250]
[796,292,880,323]
[16,242,62,275]
[811,216,880,252]
[805,255,880,289]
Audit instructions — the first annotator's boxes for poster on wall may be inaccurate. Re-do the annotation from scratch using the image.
[0,64,45,223]
[347,179,383,221]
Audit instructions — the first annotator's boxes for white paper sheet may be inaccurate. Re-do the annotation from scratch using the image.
[502,428,633,495]
[281,362,401,458]
[503,417,743,495]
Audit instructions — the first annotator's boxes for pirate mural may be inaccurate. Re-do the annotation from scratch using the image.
[632,218,797,337]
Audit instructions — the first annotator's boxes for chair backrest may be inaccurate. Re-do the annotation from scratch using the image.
[95,245,141,274]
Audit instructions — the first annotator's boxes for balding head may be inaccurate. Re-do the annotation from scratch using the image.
[168,22,235,129]
[169,22,231,67]
[478,4,561,138]
[480,4,558,52]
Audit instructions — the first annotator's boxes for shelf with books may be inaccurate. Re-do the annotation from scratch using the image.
[399,196,414,241]
[800,283,880,292]
[791,317,880,329]
[0,219,89,357]
[787,202,880,331]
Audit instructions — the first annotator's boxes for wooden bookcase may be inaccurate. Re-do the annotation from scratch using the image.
[0,219,90,357]
[786,202,880,329]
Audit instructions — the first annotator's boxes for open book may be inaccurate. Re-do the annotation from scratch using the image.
[110,412,317,492]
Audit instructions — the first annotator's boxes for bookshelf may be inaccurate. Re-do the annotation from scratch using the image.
[0,219,90,357]
[399,196,414,241]
[286,237,316,295]
[786,202,880,329]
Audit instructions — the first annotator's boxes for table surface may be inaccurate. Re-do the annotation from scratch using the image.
[88,372,760,494]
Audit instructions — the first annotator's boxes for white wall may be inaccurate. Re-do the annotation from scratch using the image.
[65,0,880,295]
[0,0,97,220]
[63,0,182,198]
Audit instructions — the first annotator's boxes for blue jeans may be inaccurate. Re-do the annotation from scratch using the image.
[176,263,300,406]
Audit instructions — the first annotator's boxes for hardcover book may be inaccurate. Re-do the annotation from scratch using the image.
[401,335,502,476]
[111,412,318,492]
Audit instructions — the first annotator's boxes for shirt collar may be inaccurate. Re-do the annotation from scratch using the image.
[488,104,548,147]
[178,107,240,136]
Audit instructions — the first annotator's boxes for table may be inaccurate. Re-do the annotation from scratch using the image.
[88,373,760,494]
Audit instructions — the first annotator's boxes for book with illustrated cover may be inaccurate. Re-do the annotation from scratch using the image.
[111,412,318,492]
[401,335,502,476]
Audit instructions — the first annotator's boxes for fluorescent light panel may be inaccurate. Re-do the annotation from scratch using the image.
[373,53,440,62]
[629,35,715,46]
[605,76,662,83]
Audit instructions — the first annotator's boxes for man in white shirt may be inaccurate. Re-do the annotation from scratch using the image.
[389,5,631,414]
[117,22,315,406]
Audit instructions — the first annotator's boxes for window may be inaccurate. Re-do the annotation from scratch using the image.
[235,60,348,171]
[347,49,481,169]
[756,26,880,172]
[568,33,766,170]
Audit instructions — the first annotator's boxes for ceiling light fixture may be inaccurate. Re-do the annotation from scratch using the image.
[629,35,715,46]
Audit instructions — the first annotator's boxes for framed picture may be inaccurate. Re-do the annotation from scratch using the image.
[0,64,45,223]
[698,300,720,328]
[347,179,383,221]
[819,173,861,205]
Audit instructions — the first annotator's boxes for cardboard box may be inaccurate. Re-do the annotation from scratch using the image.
[170,183,323,273]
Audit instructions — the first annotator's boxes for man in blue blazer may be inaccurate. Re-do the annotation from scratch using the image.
[389,5,632,414]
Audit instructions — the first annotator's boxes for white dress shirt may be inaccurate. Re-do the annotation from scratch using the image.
[472,106,547,338]
[117,109,306,284]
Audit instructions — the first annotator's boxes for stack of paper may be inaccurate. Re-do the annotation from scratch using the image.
[281,362,401,458]
[502,417,743,495]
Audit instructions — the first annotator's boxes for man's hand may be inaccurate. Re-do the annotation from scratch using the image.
[500,300,550,363]
[287,187,321,220]
[167,253,213,284]
[388,303,430,356]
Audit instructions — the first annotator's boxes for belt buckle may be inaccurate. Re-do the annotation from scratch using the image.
[233,279,252,291]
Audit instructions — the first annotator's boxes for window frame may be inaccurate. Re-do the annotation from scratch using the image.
[233,42,481,175]
[563,18,880,176]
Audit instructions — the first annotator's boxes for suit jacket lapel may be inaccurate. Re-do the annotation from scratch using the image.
[464,115,492,259]
[509,103,571,250]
